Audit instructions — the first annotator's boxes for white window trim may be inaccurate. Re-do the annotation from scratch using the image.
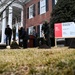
[55,0,58,4]
[40,0,46,15]
[29,4,34,19]
[28,26,34,35]
[40,24,44,37]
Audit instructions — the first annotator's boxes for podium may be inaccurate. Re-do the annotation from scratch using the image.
[28,35,35,48]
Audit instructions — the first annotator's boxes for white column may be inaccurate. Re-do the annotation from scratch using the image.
[55,0,58,4]
[15,19,18,43]
[1,10,6,44]
[21,9,23,27]
[8,6,13,29]
[16,23,19,43]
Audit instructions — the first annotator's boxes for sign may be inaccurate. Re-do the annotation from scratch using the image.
[55,22,75,38]
[55,23,62,38]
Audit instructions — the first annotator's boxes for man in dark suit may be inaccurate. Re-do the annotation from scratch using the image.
[20,27,29,48]
[5,25,12,46]
[18,26,22,47]
[42,21,51,48]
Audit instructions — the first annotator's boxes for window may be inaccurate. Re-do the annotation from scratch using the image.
[38,0,49,15]
[40,0,46,14]
[28,26,34,35]
[55,0,58,4]
[27,4,35,19]
[40,24,43,37]
[29,4,35,19]
[29,5,34,19]
[37,24,44,37]
[52,0,58,9]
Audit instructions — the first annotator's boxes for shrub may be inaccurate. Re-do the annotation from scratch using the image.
[10,41,20,49]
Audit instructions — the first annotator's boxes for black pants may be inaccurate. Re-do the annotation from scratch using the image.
[46,37,51,48]
[19,38,23,47]
[33,38,37,47]
[6,36,11,46]
[23,39,28,48]
[45,34,51,48]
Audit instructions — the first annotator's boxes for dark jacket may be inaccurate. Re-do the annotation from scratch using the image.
[20,27,29,40]
[5,28,12,36]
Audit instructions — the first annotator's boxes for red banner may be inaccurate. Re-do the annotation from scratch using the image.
[54,23,62,38]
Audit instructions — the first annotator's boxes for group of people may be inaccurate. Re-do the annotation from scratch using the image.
[5,21,51,49]
[5,25,29,48]
[18,26,29,48]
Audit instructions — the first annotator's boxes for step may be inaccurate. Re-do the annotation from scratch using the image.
[0,43,6,49]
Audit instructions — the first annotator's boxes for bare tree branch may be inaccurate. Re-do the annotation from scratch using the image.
[0,0,15,16]
[0,0,30,17]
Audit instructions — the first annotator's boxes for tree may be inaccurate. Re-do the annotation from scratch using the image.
[0,0,15,17]
[0,0,29,17]
[50,0,75,28]
[50,0,75,47]
[40,21,51,48]
[0,0,29,48]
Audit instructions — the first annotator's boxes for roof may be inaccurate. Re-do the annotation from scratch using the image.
[0,0,31,7]
[0,0,31,16]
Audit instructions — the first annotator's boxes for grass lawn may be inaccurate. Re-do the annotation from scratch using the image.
[0,47,75,75]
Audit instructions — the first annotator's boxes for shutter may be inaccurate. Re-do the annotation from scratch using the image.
[27,28,29,34]
[38,2,40,15]
[33,26,36,30]
[27,7,29,19]
[52,0,55,9]
[46,0,49,11]
[37,25,40,37]
[33,4,35,17]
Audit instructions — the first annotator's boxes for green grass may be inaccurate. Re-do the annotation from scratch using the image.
[0,47,75,75]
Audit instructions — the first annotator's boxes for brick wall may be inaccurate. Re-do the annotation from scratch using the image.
[23,0,52,31]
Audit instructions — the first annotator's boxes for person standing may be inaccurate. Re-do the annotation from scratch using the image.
[18,26,22,47]
[5,25,12,46]
[33,28,37,47]
[12,26,16,41]
[20,27,29,48]
[42,21,51,48]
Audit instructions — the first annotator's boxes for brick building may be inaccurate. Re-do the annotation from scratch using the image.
[0,0,57,46]
[23,0,57,38]
[23,0,57,46]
